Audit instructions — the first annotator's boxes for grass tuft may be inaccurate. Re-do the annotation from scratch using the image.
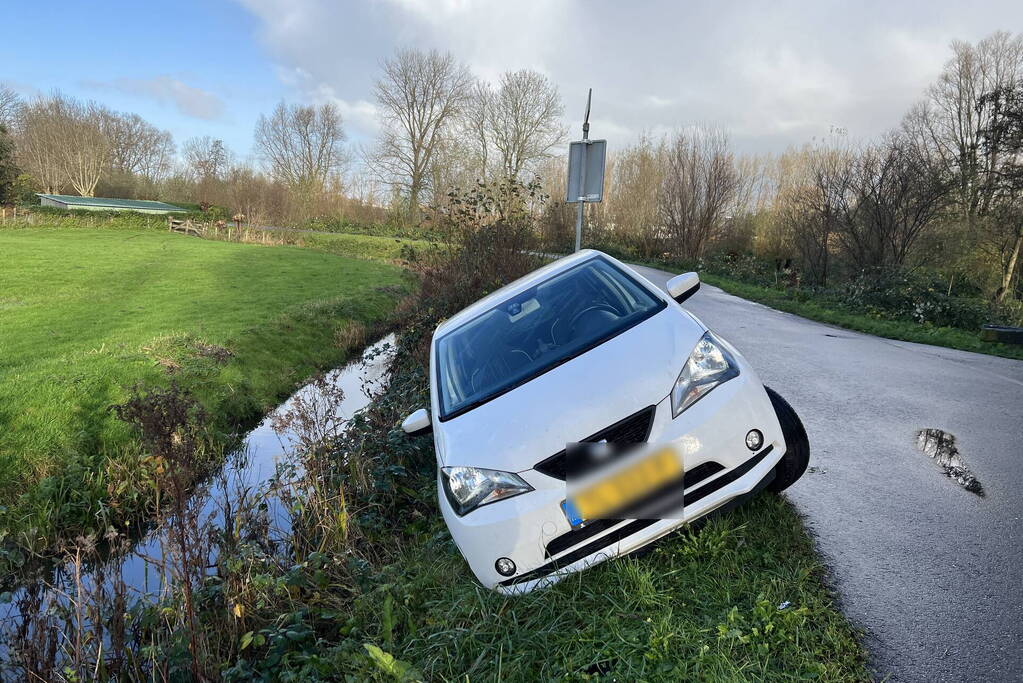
[358,496,868,681]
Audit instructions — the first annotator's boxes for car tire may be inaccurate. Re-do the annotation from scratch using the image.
[764,386,810,492]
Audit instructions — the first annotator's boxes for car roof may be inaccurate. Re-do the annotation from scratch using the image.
[434,249,612,337]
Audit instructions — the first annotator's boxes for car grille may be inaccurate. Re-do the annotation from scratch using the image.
[533,405,656,480]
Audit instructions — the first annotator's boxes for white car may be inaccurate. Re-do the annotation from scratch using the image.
[401,250,809,593]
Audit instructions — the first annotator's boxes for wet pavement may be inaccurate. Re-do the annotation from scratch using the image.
[630,264,1023,683]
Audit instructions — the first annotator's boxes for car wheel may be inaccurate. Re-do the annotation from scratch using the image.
[764,386,810,492]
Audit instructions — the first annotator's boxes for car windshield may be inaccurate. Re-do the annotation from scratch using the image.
[436,257,666,419]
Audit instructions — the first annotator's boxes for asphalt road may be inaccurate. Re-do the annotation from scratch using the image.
[630,264,1023,683]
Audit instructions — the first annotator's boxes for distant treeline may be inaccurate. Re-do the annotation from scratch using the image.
[1,32,1020,305]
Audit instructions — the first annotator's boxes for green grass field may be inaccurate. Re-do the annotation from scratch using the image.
[0,225,405,521]
[297,230,433,262]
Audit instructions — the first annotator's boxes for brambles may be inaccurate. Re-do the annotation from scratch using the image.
[115,382,213,680]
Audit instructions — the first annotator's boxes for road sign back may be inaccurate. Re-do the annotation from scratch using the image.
[566,139,607,203]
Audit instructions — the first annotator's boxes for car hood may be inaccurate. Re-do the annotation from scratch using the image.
[433,306,706,472]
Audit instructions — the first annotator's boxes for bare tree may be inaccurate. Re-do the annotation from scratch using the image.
[978,85,1023,301]
[772,146,856,286]
[840,135,948,270]
[182,136,230,183]
[659,128,740,260]
[58,99,110,197]
[17,98,172,198]
[425,135,476,207]
[223,164,288,226]
[604,134,666,257]
[20,94,109,196]
[485,70,567,181]
[458,79,494,182]
[16,96,67,194]
[254,101,347,194]
[0,84,22,130]
[373,48,472,218]
[102,112,175,183]
[182,136,230,204]
[138,131,175,185]
[903,31,1023,223]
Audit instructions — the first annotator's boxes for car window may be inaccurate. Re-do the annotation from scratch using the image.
[436,257,666,419]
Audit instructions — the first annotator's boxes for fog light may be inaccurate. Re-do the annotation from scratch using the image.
[745,429,764,451]
[495,557,516,577]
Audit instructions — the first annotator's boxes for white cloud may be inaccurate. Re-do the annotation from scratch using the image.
[106,76,224,120]
[234,0,1023,153]
[271,65,381,139]
[728,47,851,137]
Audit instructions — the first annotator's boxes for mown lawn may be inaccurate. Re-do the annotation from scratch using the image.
[0,226,406,512]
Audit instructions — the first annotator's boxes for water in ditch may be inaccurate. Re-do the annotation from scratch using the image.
[0,335,397,669]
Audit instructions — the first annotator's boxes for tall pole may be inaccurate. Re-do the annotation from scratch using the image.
[575,88,592,253]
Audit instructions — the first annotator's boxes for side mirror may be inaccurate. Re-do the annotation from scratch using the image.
[666,272,700,304]
[401,408,433,437]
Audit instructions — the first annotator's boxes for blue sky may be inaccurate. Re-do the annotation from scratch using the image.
[5,1,1023,165]
[3,1,283,158]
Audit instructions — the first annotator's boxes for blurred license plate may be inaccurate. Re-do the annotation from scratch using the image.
[564,446,682,524]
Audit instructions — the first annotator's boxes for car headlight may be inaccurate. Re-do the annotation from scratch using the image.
[671,332,740,417]
[441,466,534,516]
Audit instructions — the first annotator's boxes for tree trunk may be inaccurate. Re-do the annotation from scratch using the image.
[995,230,1022,302]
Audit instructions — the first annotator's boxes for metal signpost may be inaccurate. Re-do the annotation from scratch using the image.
[566,89,606,252]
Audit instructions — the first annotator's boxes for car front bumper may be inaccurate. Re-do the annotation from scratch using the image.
[438,368,786,593]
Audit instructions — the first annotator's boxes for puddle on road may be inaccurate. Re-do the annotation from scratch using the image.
[915,429,985,496]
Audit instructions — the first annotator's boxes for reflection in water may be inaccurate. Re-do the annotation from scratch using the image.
[0,335,396,675]
[915,428,985,496]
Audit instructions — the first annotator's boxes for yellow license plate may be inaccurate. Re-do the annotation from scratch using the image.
[569,447,683,521]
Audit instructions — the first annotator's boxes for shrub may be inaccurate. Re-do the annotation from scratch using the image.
[645,248,1010,331]
[990,298,1023,327]
[702,252,779,288]
[831,269,990,329]
[403,178,547,324]
[303,215,442,241]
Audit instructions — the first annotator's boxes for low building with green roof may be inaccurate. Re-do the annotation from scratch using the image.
[37,194,187,214]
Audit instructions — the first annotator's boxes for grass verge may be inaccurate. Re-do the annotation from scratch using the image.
[352,489,867,680]
[697,273,1023,361]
